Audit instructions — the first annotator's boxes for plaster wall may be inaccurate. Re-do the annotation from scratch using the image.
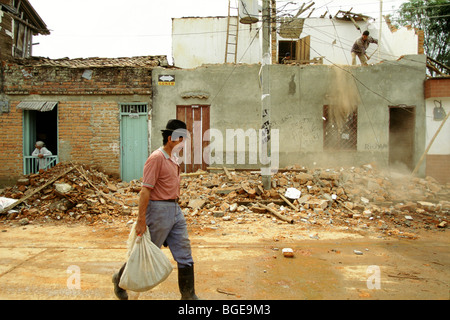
[425,98,450,155]
[152,55,427,173]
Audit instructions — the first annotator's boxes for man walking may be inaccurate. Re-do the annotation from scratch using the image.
[351,30,378,66]
[113,119,199,300]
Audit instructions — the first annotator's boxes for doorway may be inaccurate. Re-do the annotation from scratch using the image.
[23,108,58,156]
[389,106,415,171]
[120,103,149,182]
[23,107,58,174]
[176,105,210,173]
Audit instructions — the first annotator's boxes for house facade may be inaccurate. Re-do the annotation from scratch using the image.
[0,56,168,185]
[151,55,433,178]
[0,1,448,186]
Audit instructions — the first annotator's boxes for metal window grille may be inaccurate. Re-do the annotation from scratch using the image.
[120,103,148,115]
[323,105,358,151]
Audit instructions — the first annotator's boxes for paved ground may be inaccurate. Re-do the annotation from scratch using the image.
[0,219,448,301]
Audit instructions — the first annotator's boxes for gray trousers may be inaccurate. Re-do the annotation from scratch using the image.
[145,200,194,268]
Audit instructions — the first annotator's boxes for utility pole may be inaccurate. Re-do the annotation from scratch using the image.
[379,0,383,61]
[261,0,272,189]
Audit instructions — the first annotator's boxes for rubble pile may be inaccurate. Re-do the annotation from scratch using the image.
[0,163,141,224]
[0,162,448,238]
[178,165,449,237]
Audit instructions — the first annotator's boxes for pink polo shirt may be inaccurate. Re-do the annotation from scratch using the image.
[142,147,181,201]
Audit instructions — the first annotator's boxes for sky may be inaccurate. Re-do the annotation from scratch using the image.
[29,0,408,62]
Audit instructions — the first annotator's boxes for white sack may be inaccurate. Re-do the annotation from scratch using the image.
[119,224,173,292]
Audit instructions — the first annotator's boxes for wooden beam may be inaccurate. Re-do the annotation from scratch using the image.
[255,203,294,224]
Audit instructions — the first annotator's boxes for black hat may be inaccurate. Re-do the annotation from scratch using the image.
[161,119,188,137]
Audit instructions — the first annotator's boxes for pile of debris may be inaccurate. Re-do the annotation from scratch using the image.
[0,162,141,224]
[0,162,448,238]
[178,165,449,237]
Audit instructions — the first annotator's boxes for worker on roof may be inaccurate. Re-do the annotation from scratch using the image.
[351,30,378,66]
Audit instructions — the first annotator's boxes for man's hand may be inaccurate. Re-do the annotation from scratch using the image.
[135,218,147,236]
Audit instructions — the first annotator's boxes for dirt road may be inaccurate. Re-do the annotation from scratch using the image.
[0,218,448,301]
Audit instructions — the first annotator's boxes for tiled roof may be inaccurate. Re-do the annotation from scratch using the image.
[14,55,169,68]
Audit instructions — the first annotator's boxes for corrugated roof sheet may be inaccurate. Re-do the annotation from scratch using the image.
[17,101,58,112]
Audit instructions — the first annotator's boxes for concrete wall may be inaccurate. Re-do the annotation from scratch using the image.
[152,54,427,174]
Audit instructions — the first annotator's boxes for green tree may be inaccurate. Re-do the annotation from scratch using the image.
[393,0,450,76]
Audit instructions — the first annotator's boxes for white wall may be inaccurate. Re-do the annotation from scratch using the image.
[172,17,261,68]
[425,98,450,155]
[172,16,419,68]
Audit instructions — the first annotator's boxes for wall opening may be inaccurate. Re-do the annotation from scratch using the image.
[278,41,296,63]
[389,106,416,171]
[177,105,210,173]
[24,107,58,156]
[323,105,358,151]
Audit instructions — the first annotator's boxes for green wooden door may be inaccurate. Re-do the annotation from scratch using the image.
[120,104,149,182]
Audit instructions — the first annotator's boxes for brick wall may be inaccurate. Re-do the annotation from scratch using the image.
[0,61,153,184]
[425,78,450,99]
[426,155,450,184]
[58,100,121,175]
[2,63,152,95]
[0,104,23,185]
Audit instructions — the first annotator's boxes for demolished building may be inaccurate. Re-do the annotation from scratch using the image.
[0,0,448,187]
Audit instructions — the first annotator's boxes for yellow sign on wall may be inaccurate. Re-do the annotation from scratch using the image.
[158,75,175,86]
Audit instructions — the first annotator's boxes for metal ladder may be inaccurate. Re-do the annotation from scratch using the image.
[225,0,239,64]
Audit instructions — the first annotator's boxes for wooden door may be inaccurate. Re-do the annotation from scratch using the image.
[176,105,210,173]
[296,35,310,63]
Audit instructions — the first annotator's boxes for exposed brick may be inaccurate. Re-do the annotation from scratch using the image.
[0,60,152,183]
[424,78,450,99]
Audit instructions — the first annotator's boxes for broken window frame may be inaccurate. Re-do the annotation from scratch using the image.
[323,105,358,151]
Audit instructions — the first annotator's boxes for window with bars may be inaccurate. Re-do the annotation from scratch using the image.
[120,103,148,115]
[323,105,358,151]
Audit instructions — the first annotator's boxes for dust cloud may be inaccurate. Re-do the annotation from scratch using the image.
[326,66,361,129]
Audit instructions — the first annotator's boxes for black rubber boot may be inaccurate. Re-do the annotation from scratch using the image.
[112,263,128,300]
[178,265,199,300]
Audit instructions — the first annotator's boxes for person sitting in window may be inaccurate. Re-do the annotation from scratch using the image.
[282,52,292,64]
[32,141,52,171]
